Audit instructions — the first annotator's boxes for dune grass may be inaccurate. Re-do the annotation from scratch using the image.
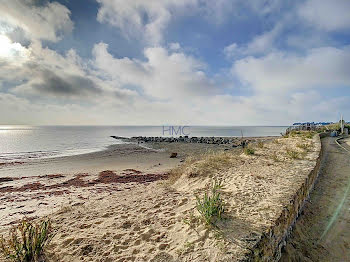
[195,180,225,225]
[286,148,303,160]
[244,147,255,155]
[0,218,54,262]
[168,150,237,183]
[297,143,311,151]
[285,130,316,139]
[271,152,280,162]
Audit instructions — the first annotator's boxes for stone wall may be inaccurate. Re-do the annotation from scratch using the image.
[126,136,265,147]
[242,134,325,261]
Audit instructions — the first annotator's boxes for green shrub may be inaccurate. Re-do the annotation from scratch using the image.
[0,218,54,262]
[297,143,310,151]
[196,180,225,225]
[286,149,300,159]
[285,130,315,139]
[244,147,255,155]
[304,132,314,139]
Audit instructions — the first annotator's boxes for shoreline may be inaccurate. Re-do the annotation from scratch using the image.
[0,136,277,177]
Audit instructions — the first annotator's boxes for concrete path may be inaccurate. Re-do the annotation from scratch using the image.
[281,136,350,262]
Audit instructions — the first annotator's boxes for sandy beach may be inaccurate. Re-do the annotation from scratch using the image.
[0,135,319,261]
[0,140,240,228]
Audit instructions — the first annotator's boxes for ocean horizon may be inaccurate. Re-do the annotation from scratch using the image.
[0,125,287,163]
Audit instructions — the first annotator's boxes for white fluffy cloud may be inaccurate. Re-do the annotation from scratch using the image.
[96,0,197,45]
[299,0,350,31]
[92,42,215,99]
[96,0,286,45]
[224,19,286,58]
[0,0,73,42]
[232,46,350,93]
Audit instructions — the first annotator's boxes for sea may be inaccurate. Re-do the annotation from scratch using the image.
[0,125,287,163]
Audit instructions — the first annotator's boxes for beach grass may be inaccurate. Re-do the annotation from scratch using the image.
[286,148,300,159]
[297,143,311,151]
[168,150,236,183]
[285,130,316,139]
[244,147,255,155]
[271,152,280,162]
[0,218,53,262]
[195,180,225,225]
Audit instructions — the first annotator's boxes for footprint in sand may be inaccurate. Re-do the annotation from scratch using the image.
[62,237,74,246]
[80,244,94,255]
[141,228,155,241]
[120,220,133,229]
[178,198,188,206]
[113,233,124,240]
[150,252,174,262]
[113,245,128,252]
[133,225,141,231]
[158,243,168,250]
[133,239,141,246]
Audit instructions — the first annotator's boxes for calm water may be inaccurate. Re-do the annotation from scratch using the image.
[0,126,287,162]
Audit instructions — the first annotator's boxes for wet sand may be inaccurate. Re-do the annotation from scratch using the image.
[281,136,350,262]
[0,144,180,178]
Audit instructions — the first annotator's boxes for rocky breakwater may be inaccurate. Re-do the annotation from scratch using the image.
[129,136,247,146]
[130,136,253,146]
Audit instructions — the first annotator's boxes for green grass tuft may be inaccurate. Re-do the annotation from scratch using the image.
[196,180,225,225]
[244,147,255,155]
[297,143,310,151]
[271,152,280,162]
[0,218,54,262]
[285,130,316,139]
[286,148,300,159]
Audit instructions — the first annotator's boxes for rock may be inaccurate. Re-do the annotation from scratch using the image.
[170,153,178,158]
[0,177,14,183]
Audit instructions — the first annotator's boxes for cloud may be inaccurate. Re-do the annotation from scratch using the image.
[14,68,101,97]
[96,0,197,45]
[224,19,287,58]
[0,40,136,102]
[0,35,29,62]
[0,0,73,42]
[197,0,289,25]
[169,42,181,51]
[232,46,350,93]
[299,0,350,31]
[96,0,287,46]
[92,42,215,99]
[223,43,238,58]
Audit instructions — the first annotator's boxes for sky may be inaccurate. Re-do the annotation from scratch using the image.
[0,0,350,125]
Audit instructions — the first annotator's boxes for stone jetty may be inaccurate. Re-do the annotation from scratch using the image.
[111,135,255,147]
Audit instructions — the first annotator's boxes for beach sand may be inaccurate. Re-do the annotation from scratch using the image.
[0,135,319,261]
[0,141,236,228]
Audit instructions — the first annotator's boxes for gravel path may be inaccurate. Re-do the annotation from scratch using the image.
[281,136,350,262]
